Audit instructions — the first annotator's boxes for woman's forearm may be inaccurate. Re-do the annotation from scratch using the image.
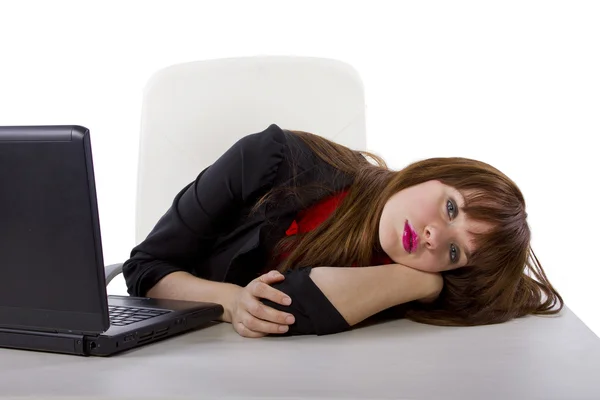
[146,271,240,322]
[309,264,438,326]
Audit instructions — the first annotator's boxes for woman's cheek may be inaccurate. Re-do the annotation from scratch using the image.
[379,221,396,253]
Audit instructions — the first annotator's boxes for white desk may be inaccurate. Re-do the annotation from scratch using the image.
[1,306,599,400]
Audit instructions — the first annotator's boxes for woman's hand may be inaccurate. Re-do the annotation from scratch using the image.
[226,270,296,338]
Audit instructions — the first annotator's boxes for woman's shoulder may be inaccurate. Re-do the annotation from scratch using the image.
[233,124,287,154]
[241,124,353,188]
[245,124,310,152]
[237,124,321,169]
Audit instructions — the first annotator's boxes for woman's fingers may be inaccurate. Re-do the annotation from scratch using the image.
[231,270,296,338]
[245,296,295,326]
[250,271,292,306]
[258,269,286,284]
[241,310,290,334]
[246,274,296,325]
[234,321,266,338]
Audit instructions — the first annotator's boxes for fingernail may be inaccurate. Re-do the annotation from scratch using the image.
[282,297,292,305]
[279,325,289,332]
[271,270,280,277]
[286,315,295,324]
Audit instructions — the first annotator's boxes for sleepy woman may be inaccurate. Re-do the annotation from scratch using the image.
[122,124,563,337]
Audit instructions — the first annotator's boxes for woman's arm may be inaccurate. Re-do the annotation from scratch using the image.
[122,125,300,337]
[146,270,297,337]
[146,271,240,320]
[122,125,287,298]
[309,264,442,326]
[146,264,439,337]
[261,263,442,336]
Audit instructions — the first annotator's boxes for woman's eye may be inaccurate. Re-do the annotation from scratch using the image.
[450,244,458,263]
[447,199,456,219]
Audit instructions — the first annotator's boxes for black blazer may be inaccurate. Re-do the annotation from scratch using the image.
[122,124,356,335]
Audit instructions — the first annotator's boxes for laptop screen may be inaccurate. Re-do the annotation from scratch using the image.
[0,126,110,334]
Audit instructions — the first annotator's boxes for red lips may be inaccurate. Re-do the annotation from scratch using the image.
[403,220,418,253]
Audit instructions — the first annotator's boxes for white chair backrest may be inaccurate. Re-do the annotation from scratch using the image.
[136,56,367,243]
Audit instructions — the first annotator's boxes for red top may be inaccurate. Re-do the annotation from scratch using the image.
[278,190,394,266]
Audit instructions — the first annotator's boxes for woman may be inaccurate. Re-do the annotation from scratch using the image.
[122,124,563,338]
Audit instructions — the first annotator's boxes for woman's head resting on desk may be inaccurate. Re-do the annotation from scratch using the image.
[261,129,563,328]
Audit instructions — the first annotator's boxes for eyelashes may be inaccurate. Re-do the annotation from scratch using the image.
[447,198,457,219]
[447,198,459,263]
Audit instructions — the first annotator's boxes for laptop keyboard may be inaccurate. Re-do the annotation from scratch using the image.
[108,305,170,327]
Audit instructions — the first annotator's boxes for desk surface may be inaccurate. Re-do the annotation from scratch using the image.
[1,306,599,400]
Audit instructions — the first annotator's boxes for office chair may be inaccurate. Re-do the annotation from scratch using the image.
[105,55,368,286]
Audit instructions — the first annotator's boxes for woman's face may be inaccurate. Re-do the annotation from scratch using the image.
[378,180,491,272]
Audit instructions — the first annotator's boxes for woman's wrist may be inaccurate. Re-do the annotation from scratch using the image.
[218,284,242,323]
[388,264,443,304]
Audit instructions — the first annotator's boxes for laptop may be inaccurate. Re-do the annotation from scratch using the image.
[0,125,224,356]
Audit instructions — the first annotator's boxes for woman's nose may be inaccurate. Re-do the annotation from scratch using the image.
[424,226,440,250]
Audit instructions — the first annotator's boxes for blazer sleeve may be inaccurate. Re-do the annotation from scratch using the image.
[122,125,287,297]
[261,267,352,336]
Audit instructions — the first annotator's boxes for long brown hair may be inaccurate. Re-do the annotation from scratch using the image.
[255,129,563,327]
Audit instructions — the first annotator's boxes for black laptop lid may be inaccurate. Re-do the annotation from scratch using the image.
[0,125,110,334]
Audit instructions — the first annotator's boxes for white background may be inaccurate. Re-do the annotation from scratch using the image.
[1,0,598,337]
